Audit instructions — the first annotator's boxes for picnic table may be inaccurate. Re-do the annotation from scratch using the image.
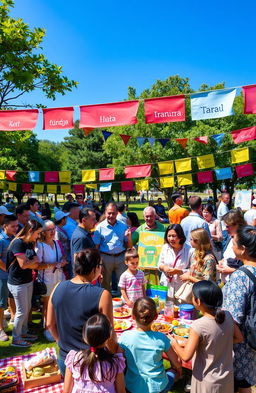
[0,348,63,393]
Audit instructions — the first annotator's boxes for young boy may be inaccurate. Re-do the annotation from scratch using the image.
[118,247,146,307]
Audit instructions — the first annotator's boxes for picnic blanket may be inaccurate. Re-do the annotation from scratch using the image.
[0,347,63,393]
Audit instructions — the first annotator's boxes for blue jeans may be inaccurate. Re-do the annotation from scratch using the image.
[8,281,33,340]
[222,230,230,253]
[160,370,176,393]
[0,279,8,309]
[58,356,66,377]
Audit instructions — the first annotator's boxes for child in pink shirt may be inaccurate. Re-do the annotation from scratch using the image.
[118,247,146,308]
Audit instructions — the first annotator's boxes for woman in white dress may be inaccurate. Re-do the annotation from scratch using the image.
[158,224,191,301]
[36,220,67,340]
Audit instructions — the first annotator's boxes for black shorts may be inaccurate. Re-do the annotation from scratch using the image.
[234,377,251,391]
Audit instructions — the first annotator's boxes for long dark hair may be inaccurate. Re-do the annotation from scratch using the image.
[132,297,157,326]
[10,219,42,247]
[127,212,140,228]
[192,280,225,324]
[164,224,186,245]
[74,314,118,382]
[236,225,256,259]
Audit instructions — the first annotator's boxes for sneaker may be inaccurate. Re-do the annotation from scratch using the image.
[44,330,55,342]
[4,309,11,319]
[21,333,38,342]
[11,339,31,347]
[0,329,8,342]
[184,381,191,392]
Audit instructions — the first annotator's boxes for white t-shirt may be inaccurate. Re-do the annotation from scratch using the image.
[217,201,229,230]
[244,208,256,226]
[36,241,65,285]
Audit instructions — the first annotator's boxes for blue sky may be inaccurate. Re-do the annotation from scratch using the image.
[10,0,256,142]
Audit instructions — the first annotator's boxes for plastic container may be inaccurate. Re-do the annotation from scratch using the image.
[112,298,123,308]
[179,304,195,320]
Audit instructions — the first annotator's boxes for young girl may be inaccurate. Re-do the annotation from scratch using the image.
[180,228,217,284]
[170,280,243,393]
[119,297,182,393]
[64,313,126,393]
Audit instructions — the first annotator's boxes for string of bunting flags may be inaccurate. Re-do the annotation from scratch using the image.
[0,146,254,193]
[1,84,256,131]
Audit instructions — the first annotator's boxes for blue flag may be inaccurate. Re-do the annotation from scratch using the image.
[99,183,112,192]
[147,137,155,146]
[215,167,232,180]
[137,137,145,147]
[28,171,40,182]
[212,133,225,146]
[191,89,236,120]
[158,138,169,148]
[102,130,112,141]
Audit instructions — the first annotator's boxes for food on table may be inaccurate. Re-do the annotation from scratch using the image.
[113,307,131,318]
[172,320,179,326]
[151,322,172,333]
[173,325,190,337]
[24,348,54,371]
[32,367,45,377]
[0,366,18,391]
[25,362,59,379]
[113,319,131,331]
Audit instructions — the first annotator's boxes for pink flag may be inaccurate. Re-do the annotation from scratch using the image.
[232,126,256,144]
[0,109,38,131]
[80,101,139,128]
[44,171,59,183]
[6,170,16,181]
[194,136,208,144]
[197,171,213,184]
[235,163,254,178]
[22,184,32,193]
[73,184,85,194]
[242,85,256,114]
[124,164,151,179]
[120,134,132,145]
[43,107,74,130]
[144,95,185,124]
[99,168,115,181]
[121,181,134,191]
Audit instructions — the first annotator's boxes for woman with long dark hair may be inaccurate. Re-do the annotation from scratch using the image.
[7,220,42,347]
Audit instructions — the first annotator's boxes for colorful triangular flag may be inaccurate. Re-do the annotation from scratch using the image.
[176,138,188,148]
[102,130,112,141]
[147,137,155,146]
[211,133,225,146]
[158,138,169,148]
[83,128,94,136]
[194,136,208,144]
[120,134,131,145]
[137,137,145,147]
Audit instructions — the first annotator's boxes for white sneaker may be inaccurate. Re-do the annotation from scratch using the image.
[44,330,55,342]
[4,309,11,319]
[0,329,9,342]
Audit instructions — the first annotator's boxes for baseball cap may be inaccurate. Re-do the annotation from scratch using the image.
[54,211,70,221]
[252,199,256,206]
[0,206,12,215]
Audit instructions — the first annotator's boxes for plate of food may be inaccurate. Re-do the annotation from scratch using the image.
[114,319,132,332]
[173,324,190,338]
[151,322,172,333]
[113,307,131,318]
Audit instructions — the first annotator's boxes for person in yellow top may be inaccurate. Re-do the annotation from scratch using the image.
[168,193,189,224]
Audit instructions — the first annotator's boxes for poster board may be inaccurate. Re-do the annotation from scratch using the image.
[234,190,252,211]
[138,231,165,269]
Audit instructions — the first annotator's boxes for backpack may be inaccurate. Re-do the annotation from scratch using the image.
[239,266,256,350]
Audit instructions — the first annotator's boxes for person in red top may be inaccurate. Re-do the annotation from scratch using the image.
[168,193,189,224]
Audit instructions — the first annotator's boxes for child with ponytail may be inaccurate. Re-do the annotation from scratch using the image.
[170,280,243,393]
[63,314,126,393]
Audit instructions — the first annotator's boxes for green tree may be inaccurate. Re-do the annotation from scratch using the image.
[0,0,77,107]
[37,140,63,171]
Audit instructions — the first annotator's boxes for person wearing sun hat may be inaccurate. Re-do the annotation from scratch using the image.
[0,205,13,232]
[55,210,72,278]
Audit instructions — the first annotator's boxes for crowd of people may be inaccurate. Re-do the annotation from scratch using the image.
[0,191,255,393]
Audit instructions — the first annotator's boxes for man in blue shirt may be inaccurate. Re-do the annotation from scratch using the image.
[26,198,44,226]
[181,196,211,245]
[0,215,18,341]
[62,202,80,240]
[71,208,96,267]
[93,202,132,291]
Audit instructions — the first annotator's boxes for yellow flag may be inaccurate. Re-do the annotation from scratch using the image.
[231,147,249,164]
[82,170,96,182]
[159,177,174,188]
[86,184,97,189]
[47,185,57,194]
[158,161,174,175]
[197,154,215,170]
[0,182,4,189]
[175,158,192,173]
[8,182,17,191]
[60,185,71,194]
[177,174,193,186]
[59,171,71,183]
[0,171,5,180]
[135,179,149,191]
[34,184,44,193]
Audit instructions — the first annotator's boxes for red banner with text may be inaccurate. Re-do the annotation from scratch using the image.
[235,163,254,178]
[124,164,151,179]
[79,101,139,128]
[43,107,74,130]
[144,96,185,124]
[99,168,115,181]
[232,126,256,144]
[0,109,38,131]
[242,85,256,114]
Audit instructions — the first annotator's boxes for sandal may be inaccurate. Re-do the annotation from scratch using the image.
[11,339,31,348]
